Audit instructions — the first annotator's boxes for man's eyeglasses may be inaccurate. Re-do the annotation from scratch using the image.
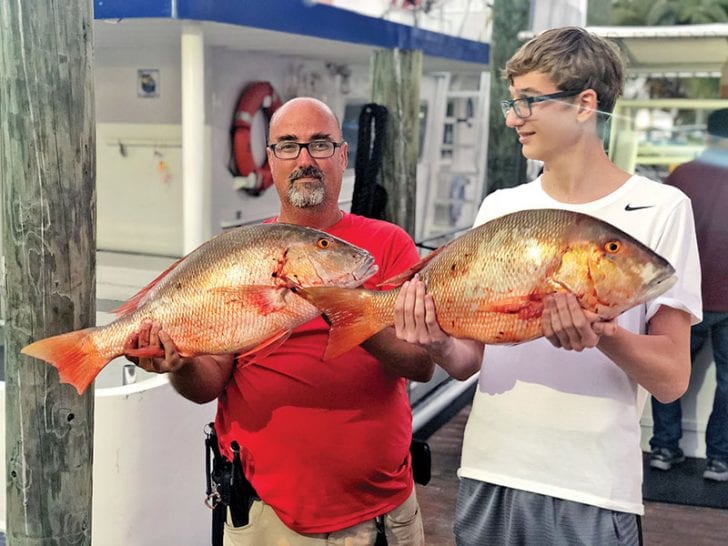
[500,90,583,119]
[268,140,345,160]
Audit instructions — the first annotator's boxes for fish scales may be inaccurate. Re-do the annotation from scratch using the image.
[295,209,677,360]
[22,223,377,394]
[421,209,578,342]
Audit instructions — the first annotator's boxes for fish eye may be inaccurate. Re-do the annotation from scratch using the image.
[317,238,331,249]
[604,240,622,254]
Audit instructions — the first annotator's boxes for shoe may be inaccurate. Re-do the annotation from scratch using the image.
[649,447,685,471]
[703,459,728,482]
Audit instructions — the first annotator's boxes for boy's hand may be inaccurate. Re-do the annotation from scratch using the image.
[543,293,617,351]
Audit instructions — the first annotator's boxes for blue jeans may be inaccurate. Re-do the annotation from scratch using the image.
[650,311,728,462]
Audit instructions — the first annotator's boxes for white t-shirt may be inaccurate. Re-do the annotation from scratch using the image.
[459,175,702,515]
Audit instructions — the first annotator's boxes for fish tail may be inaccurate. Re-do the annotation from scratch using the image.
[21,328,108,395]
[295,286,393,360]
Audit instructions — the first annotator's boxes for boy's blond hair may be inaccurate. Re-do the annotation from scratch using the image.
[504,27,625,119]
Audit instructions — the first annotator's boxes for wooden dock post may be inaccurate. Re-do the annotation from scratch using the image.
[371,48,422,238]
[0,1,96,543]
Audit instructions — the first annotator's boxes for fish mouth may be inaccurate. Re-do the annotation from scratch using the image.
[354,259,378,284]
[613,267,676,316]
[328,255,378,288]
[642,270,677,301]
[303,255,378,289]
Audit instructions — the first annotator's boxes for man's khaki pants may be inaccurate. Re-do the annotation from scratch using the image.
[223,488,425,546]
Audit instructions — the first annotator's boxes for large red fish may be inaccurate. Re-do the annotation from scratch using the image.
[295,209,677,360]
[21,223,377,394]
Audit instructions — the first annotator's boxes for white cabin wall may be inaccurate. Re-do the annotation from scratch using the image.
[96,44,182,124]
[95,44,187,255]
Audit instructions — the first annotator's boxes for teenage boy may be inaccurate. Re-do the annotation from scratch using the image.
[393,27,701,545]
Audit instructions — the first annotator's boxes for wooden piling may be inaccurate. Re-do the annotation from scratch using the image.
[0,1,96,543]
[371,48,422,238]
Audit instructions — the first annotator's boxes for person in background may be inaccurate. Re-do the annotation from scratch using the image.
[125,97,434,545]
[649,107,728,482]
[393,27,701,545]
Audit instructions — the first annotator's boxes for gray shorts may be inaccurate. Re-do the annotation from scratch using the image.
[455,478,642,546]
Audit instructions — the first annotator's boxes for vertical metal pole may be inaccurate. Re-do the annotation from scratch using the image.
[181,24,208,254]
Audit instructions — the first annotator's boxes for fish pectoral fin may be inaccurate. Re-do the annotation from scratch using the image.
[236,329,292,365]
[478,296,545,320]
[210,285,289,315]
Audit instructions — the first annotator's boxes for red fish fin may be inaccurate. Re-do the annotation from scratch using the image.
[211,286,289,315]
[236,329,292,367]
[294,286,390,360]
[478,296,545,320]
[377,249,442,288]
[114,257,185,316]
[20,329,107,395]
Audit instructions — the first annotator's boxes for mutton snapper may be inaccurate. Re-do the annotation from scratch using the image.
[295,209,677,360]
[21,223,377,394]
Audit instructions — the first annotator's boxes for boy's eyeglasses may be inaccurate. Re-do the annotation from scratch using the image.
[500,90,583,119]
[268,140,345,159]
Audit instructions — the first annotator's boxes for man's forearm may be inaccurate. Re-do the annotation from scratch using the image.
[362,328,435,383]
[169,354,234,404]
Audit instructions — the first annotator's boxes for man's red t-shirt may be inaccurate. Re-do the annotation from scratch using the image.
[215,212,421,533]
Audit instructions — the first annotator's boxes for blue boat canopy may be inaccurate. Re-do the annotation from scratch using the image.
[94,0,490,66]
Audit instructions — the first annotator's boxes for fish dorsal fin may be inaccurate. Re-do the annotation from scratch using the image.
[377,248,444,288]
[113,257,185,317]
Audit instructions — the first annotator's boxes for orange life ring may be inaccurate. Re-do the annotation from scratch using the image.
[231,81,283,195]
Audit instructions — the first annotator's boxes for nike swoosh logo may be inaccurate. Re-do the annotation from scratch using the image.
[625,204,655,211]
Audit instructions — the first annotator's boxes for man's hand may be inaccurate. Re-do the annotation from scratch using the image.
[542,293,617,351]
[394,275,453,357]
[392,274,483,380]
[123,320,189,374]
